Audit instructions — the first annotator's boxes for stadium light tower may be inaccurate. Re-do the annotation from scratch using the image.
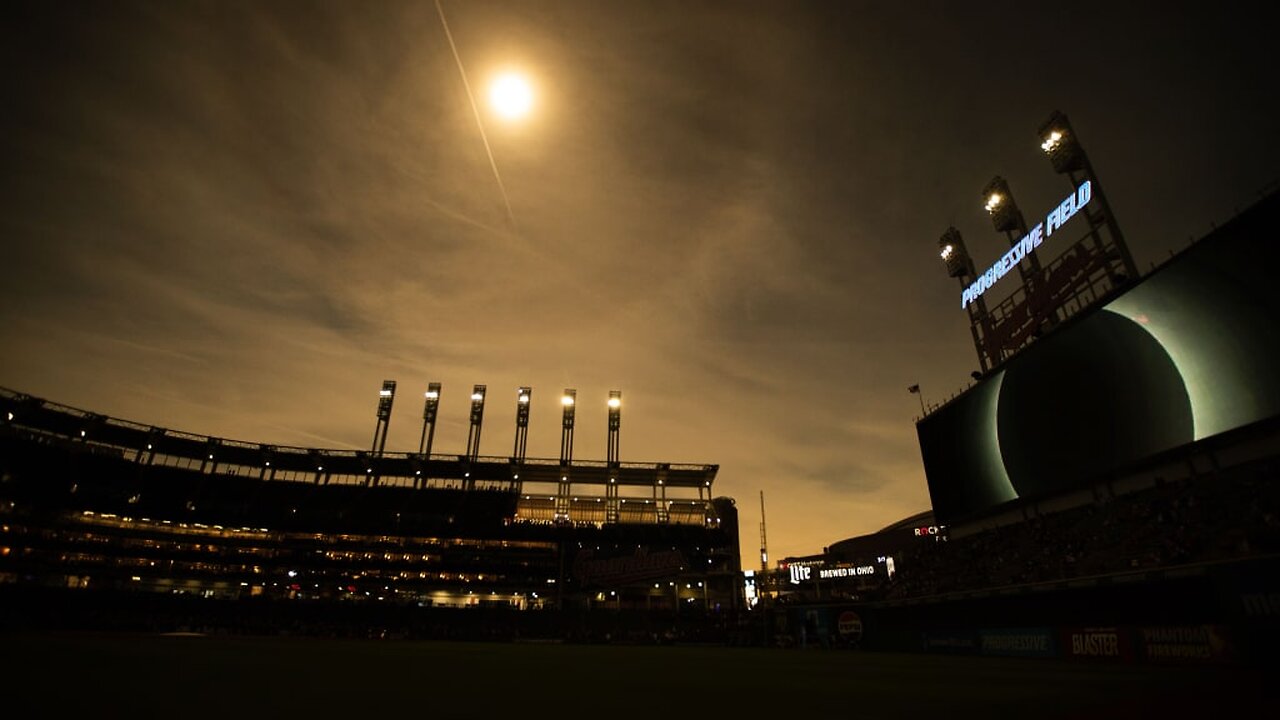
[559,389,576,466]
[556,389,576,524]
[412,383,442,490]
[1039,113,1082,174]
[604,391,622,523]
[938,226,972,280]
[419,382,441,457]
[982,175,1043,291]
[465,384,486,469]
[939,227,994,374]
[512,386,532,463]
[606,391,621,467]
[1038,110,1139,282]
[372,380,396,456]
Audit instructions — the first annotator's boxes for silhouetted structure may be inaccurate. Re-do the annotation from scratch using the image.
[0,386,741,633]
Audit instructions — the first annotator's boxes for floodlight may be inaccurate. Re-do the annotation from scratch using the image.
[419,382,442,457]
[938,226,972,279]
[513,386,532,462]
[466,384,487,463]
[423,383,442,420]
[606,390,621,466]
[982,176,1022,233]
[560,388,576,465]
[376,380,396,419]
[372,380,396,456]
[1038,110,1084,173]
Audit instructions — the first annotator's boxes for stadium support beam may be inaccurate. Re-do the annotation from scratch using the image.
[259,444,275,482]
[655,464,669,523]
[1038,110,1139,283]
[556,389,575,522]
[606,391,621,466]
[511,386,532,494]
[140,427,163,465]
[939,226,993,374]
[418,383,441,489]
[372,380,396,456]
[513,386,531,463]
[559,389,576,465]
[982,175,1043,294]
[202,438,219,476]
[419,383,441,456]
[605,391,622,523]
[464,385,486,488]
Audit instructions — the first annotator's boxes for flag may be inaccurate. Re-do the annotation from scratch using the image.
[907,384,920,394]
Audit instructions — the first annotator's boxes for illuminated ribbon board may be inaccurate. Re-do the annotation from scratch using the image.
[962,180,1093,309]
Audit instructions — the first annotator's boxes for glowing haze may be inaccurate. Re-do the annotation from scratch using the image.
[490,72,534,120]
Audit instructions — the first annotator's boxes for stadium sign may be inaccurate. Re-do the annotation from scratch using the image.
[572,548,687,587]
[784,562,878,583]
[961,180,1093,309]
[818,565,876,579]
[837,610,863,640]
[788,564,811,584]
[1062,626,1132,661]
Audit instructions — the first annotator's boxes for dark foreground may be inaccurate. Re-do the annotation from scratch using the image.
[4,633,1275,718]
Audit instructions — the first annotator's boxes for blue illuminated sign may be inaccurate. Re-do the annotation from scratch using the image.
[962,181,1092,308]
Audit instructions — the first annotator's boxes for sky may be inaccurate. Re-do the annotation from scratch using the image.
[2,0,1277,565]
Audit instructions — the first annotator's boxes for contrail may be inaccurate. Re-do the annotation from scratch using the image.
[435,0,516,229]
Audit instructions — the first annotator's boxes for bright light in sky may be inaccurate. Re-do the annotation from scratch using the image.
[489,72,533,120]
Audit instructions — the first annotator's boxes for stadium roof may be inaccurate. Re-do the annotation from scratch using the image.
[878,509,935,533]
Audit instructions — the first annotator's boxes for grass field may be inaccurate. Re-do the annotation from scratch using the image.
[4,633,1275,718]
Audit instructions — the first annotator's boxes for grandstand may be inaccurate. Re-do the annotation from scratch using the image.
[0,387,742,638]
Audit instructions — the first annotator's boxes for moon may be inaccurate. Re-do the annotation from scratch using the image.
[489,72,533,120]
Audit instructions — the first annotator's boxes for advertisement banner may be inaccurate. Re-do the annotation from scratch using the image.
[1061,626,1133,662]
[923,629,978,655]
[978,627,1057,658]
[1138,625,1232,663]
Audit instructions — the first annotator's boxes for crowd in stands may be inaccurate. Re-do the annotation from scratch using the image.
[883,458,1280,600]
[5,433,1277,647]
[0,584,749,645]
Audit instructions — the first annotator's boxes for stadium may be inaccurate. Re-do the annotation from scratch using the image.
[3,113,1279,717]
[4,113,1279,661]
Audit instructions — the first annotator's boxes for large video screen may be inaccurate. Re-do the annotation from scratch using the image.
[919,191,1280,523]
